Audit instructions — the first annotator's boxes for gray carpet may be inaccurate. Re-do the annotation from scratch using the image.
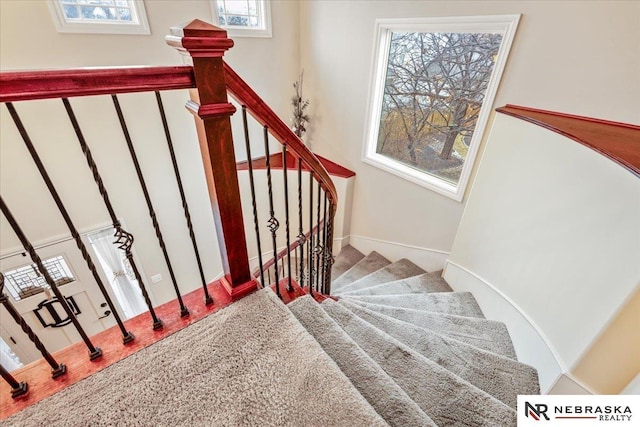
[5,247,539,427]
[338,272,453,296]
[3,290,386,427]
[332,251,391,290]
[334,259,426,294]
[331,245,365,279]
[337,298,540,408]
[322,299,517,426]
[289,296,436,427]
[340,299,517,359]
[342,292,485,318]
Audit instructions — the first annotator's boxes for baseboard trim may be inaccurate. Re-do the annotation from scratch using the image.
[547,372,596,395]
[444,260,565,392]
[347,235,450,272]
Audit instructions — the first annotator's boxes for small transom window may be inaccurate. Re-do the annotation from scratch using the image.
[363,16,520,201]
[2,256,75,301]
[47,0,150,34]
[210,0,272,38]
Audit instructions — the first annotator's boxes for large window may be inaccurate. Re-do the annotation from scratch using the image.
[47,0,150,34]
[363,16,520,201]
[210,0,272,38]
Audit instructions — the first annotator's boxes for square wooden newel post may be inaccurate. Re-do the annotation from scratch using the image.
[167,20,258,300]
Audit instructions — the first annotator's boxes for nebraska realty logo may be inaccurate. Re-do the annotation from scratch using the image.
[517,395,639,426]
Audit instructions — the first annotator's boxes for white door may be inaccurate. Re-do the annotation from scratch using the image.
[0,239,117,365]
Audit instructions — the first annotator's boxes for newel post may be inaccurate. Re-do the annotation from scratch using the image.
[167,20,258,300]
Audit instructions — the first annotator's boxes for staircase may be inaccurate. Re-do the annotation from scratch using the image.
[4,246,539,427]
[292,246,540,426]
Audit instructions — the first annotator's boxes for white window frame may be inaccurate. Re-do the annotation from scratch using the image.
[209,0,272,38]
[47,0,151,35]
[362,15,520,202]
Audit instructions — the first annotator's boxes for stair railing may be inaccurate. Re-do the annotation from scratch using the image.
[224,64,337,298]
[0,19,336,399]
[167,19,337,299]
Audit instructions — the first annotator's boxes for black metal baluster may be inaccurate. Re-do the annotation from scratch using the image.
[241,106,265,288]
[282,146,293,292]
[297,160,305,287]
[0,274,66,378]
[62,98,163,330]
[324,203,335,294]
[308,173,314,295]
[0,196,102,360]
[112,228,163,329]
[112,95,189,318]
[320,192,328,294]
[263,127,280,298]
[5,102,133,345]
[315,181,323,292]
[0,363,28,398]
[155,91,213,305]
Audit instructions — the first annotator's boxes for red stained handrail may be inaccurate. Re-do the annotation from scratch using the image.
[0,63,340,207]
[496,104,640,177]
[0,63,339,205]
[0,66,195,103]
[223,62,338,206]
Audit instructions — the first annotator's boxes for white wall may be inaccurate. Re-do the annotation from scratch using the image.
[446,114,640,391]
[0,1,300,304]
[299,1,640,260]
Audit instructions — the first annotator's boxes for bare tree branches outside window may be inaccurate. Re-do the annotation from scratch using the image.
[376,31,502,184]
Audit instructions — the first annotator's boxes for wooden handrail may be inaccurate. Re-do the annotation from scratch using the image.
[0,66,195,103]
[236,153,356,179]
[0,63,340,207]
[223,62,339,206]
[496,104,640,177]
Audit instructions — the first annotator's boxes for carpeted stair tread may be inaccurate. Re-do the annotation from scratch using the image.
[340,299,517,359]
[331,245,366,279]
[338,299,540,408]
[332,251,391,290]
[342,292,485,318]
[289,296,437,427]
[334,259,427,295]
[338,272,453,296]
[5,289,387,427]
[321,299,516,426]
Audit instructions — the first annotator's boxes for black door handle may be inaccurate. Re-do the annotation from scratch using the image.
[97,310,111,320]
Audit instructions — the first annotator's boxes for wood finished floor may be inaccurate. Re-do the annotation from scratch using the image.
[0,278,316,420]
[0,280,235,420]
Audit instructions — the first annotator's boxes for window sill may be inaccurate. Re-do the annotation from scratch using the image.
[222,27,272,38]
[362,152,464,202]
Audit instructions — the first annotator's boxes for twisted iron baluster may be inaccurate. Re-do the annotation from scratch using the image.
[112,95,189,318]
[320,192,328,294]
[263,127,280,298]
[314,181,323,293]
[0,273,67,378]
[155,92,213,305]
[282,146,293,292]
[308,173,314,295]
[113,227,163,330]
[0,363,28,398]
[297,160,306,287]
[6,101,131,346]
[62,98,162,330]
[324,203,336,294]
[0,196,102,360]
[241,106,265,288]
